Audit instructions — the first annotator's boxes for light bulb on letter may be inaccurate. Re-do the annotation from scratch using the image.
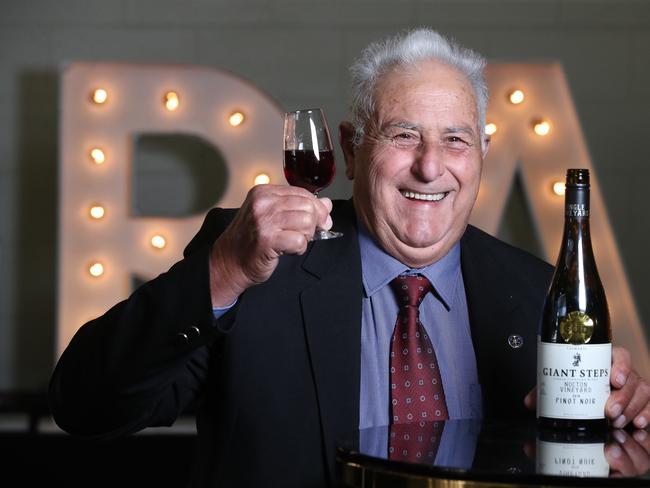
[90,148,106,165]
[88,262,104,277]
[533,119,551,136]
[151,234,167,250]
[164,91,179,111]
[508,89,525,105]
[254,173,271,185]
[91,88,108,105]
[229,111,245,127]
[485,123,497,135]
[89,205,105,220]
[552,181,565,196]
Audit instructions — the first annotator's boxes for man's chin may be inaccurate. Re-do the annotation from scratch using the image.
[388,235,453,268]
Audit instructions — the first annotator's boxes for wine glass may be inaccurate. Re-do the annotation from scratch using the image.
[283,108,343,240]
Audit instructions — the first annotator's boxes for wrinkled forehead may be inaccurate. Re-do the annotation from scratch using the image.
[370,60,479,127]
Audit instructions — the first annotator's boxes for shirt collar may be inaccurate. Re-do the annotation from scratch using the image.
[357,223,461,310]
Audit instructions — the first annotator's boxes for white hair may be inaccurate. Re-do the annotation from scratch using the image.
[349,28,488,147]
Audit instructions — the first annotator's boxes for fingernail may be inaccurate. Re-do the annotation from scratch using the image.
[616,373,627,386]
[609,445,622,459]
[613,429,626,444]
[610,403,623,417]
[635,416,648,429]
[633,430,648,443]
[613,415,627,428]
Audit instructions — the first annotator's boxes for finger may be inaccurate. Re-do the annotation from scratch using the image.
[256,183,316,199]
[624,376,650,429]
[611,346,632,388]
[607,372,638,426]
[315,197,333,230]
[606,432,636,477]
[274,209,320,234]
[272,229,311,256]
[615,428,650,475]
[523,387,536,410]
[319,197,333,213]
[522,440,535,460]
[632,429,650,456]
[245,186,316,216]
[609,373,650,429]
[632,398,650,430]
[266,194,323,213]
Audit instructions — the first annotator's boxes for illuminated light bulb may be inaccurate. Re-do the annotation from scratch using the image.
[485,123,497,136]
[91,88,108,105]
[254,173,271,185]
[508,89,525,105]
[90,148,106,165]
[228,111,245,127]
[552,181,566,196]
[164,91,179,111]
[88,262,104,277]
[533,119,551,136]
[151,234,167,250]
[89,205,105,220]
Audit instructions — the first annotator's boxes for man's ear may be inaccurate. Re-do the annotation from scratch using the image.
[339,121,357,180]
[482,134,491,159]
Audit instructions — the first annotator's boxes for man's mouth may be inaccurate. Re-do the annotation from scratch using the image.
[400,190,449,202]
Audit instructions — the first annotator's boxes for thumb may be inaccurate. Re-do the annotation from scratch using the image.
[524,387,537,410]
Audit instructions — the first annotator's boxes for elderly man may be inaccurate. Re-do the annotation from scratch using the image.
[49,28,650,487]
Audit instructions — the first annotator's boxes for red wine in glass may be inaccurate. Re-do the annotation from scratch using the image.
[283,149,336,194]
[283,108,342,240]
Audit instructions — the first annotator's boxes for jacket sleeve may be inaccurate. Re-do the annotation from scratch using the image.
[48,208,237,438]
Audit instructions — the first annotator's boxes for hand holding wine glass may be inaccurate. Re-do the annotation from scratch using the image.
[283,108,342,240]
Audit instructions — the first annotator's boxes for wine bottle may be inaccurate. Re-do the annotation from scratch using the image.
[537,168,611,430]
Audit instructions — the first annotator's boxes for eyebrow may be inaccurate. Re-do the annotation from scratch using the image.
[382,121,420,131]
[382,122,478,139]
[446,126,477,137]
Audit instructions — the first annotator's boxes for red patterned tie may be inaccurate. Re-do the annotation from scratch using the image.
[388,420,445,462]
[389,274,448,424]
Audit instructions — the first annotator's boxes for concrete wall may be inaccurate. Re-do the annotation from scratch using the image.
[1,0,649,390]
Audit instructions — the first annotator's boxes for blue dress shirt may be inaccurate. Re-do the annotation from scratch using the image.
[358,225,482,428]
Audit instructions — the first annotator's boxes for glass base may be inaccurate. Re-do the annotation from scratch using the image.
[313,229,343,240]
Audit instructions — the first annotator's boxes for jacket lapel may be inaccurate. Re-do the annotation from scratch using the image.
[461,225,540,417]
[299,200,363,477]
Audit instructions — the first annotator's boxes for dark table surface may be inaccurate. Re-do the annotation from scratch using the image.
[336,418,650,487]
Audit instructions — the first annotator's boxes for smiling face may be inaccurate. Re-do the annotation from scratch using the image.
[341,59,487,268]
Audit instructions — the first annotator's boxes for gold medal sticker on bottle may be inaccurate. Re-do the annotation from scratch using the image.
[560,311,594,344]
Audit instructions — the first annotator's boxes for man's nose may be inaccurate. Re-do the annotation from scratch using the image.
[411,141,444,181]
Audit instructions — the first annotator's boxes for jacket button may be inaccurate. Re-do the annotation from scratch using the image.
[189,325,200,338]
[177,332,189,345]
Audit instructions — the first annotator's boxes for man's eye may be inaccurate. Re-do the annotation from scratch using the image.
[391,133,420,147]
[447,136,465,144]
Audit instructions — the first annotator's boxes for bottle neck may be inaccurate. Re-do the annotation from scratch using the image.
[563,185,592,241]
[558,184,595,290]
[565,185,590,220]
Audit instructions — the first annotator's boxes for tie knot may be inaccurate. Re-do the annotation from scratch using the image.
[390,274,432,308]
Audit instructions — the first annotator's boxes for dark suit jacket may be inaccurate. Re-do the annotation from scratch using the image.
[49,199,553,487]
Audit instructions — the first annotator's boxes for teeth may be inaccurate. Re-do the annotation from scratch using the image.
[401,190,447,201]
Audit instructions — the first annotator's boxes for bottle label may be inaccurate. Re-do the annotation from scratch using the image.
[536,440,609,477]
[565,185,589,217]
[566,203,589,218]
[537,340,611,419]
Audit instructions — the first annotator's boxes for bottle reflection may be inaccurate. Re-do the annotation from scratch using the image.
[536,428,609,477]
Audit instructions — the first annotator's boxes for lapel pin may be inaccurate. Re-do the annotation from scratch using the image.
[508,334,523,349]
